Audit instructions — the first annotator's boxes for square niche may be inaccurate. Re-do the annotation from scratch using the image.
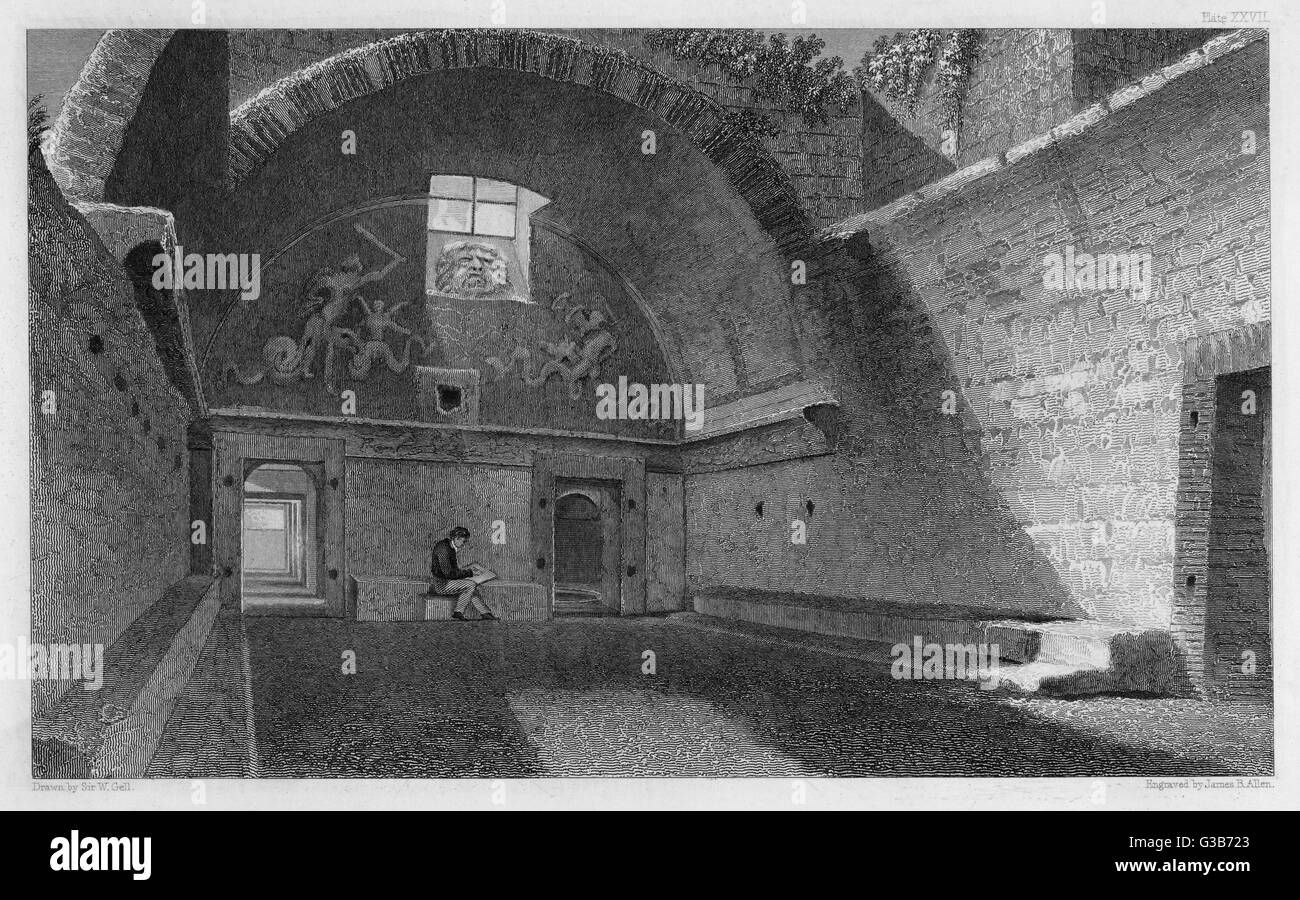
[415,367,480,425]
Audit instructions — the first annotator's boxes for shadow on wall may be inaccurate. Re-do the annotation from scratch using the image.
[122,240,201,407]
[837,247,1086,621]
[860,90,958,211]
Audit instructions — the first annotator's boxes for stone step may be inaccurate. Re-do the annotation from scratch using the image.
[987,661,1106,694]
[692,590,1044,663]
[692,590,1179,696]
[982,618,1134,669]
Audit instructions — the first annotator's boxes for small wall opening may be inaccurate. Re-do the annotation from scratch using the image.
[436,384,463,413]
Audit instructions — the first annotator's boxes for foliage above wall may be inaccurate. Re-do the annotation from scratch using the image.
[644,30,858,130]
[861,29,981,130]
[861,30,940,115]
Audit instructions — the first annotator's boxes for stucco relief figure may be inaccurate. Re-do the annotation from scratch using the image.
[524,307,617,399]
[348,298,424,379]
[226,223,405,389]
[484,293,617,399]
[433,241,511,299]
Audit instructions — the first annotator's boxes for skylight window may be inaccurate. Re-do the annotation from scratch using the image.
[425,175,550,303]
[427,175,518,238]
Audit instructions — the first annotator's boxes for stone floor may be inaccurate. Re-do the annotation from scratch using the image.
[228,615,1272,778]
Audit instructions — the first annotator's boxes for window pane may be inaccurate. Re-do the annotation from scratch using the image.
[474,202,516,238]
[475,178,517,204]
[244,505,286,530]
[429,174,473,200]
[428,198,472,233]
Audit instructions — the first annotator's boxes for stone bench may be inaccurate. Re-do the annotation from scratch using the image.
[351,575,549,621]
[691,587,1051,663]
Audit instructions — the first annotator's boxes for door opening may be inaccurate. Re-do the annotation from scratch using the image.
[242,462,325,611]
[553,482,620,616]
[1205,366,1271,699]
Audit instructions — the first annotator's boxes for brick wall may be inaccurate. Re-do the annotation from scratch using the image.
[865,30,1076,178]
[860,90,956,212]
[861,29,1227,209]
[29,157,192,718]
[1173,323,1271,698]
[1071,29,1224,107]
[1204,368,1270,698]
[685,437,1077,618]
[568,29,864,228]
[754,35,1268,628]
[228,29,410,107]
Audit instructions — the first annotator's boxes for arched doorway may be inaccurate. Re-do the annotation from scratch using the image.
[242,462,325,611]
[553,485,619,616]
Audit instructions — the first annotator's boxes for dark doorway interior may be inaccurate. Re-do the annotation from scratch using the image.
[553,483,620,616]
[1206,366,1271,700]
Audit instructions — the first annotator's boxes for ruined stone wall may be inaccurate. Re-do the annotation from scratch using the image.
[865,30,1075,177]
[1174,325,1271,699]
[29,157,192,718]
[860,90,956,212]
[686,34,1266,629]
[569,29,864,228]
[683,252,1081,620]
[1071,29,1224,107]
[861,29,1226,209]
[853,36,1265,627]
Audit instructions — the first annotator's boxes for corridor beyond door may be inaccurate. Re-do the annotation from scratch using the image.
[242,462,325,612]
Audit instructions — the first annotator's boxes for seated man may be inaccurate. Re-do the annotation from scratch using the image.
[428,526,495,621]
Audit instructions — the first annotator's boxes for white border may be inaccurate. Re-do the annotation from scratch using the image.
[2,0,1296,811]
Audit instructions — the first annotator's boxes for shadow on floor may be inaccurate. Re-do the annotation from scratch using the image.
[240,618,1268,777]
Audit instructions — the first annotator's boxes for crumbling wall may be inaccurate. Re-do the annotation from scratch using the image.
[862,29,1228,206]
[29,155,191,718]
[854,36,1266,627]
[687,34,1267,630]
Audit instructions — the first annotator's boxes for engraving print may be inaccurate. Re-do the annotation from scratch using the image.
[26,25,1271,780]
